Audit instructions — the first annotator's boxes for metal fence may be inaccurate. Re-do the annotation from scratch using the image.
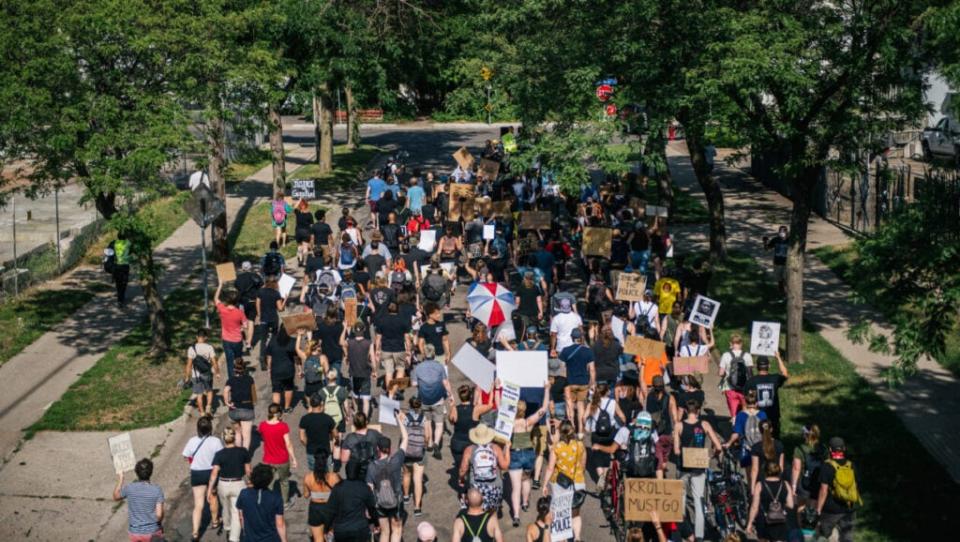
[822,160,920,234]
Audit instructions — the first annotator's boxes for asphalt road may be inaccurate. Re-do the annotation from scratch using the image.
[165,124,618,542]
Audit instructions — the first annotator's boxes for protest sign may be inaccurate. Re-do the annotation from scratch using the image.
[418,229,437,252]
[291,179,316,199]
[448,184,476,221]
[452,343,495,390]
[493,382,521,443]
[479,158,501,180]
[483,224,495,240]
[491,200,513,218]
[519,211,552,230]
[215,262,236,283]
[453,147,475,170]
[689,295,721,329]
[682,447,710,469]
[624,336,666,358]
[624,478,685,522]
[467,242,483,259]
[750,321,781,357]
[616,273,646,302]
[672,355,711,376]
[108,433,136,474]
[582,227,612,257]
[475,196,493,217]
[496,351,547,387]
[611,315,627,344]
[343,298,357,327]
[656,205,669,218]
[278,273,296,299]
[378,395,401,426]
[645,204,657,217]
[282,312,317,335]
[550,483,574,540]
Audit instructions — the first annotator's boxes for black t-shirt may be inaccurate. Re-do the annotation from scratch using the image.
[257,288,282,324]
[515,283,541,318]
[484,257,507,283]
[235,272,262,302]
[375,313,411,352]
[677,390,706,412]
[746,374,787,417]
[592,341,623,382]
[398,303,417,327]
[295,210,314,231]
[418,320,449,355]
[381,223,402,249]
[550,375,568,403]
[299,412,336,455]
[377,198,398,223]
[212,446,250,480]
[369,287,394,315]
[226,374,255,409]
[311,221,333,246]
[328,479,377,534]
[267,338,296,379]
[347,338,373,378]
[305,255,324,278]
[421,203,436,223]
[405,247,431,269]
[769,237,789,265]
[819,458,859,513]
[364,253,387,277]
[316,321,345,362]
[750,439,784,478]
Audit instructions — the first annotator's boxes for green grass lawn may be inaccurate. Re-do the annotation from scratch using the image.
[29,288,203,432]
[224,147,272,183]
[813,244,960,377]
[706,251,956,540]
[0,287,106,366]
[287,144,380,190]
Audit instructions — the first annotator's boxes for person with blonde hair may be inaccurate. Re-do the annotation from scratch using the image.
[507,384,549,527]
[207,427,251,542]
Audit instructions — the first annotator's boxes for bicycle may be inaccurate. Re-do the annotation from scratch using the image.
[705,449,750,537]
[599,456,627,542]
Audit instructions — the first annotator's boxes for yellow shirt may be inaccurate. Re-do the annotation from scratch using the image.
[655,277,680,315]
[552,440,585,485]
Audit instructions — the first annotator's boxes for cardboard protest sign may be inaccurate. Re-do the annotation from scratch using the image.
[479,158,501,180]
[493,382,521,443]
[108,433,136,474]
[624,479,685,522]
[672,355,711,375]
[496,350,548,387]
[624,336,666,359]
[448,183,476,221]
[616,273,646,302]
[682,447,710,469]
[282,312,317,335]
[453,147,475,170]
[689,295,721,329]
[750,321,781,357]
[519,211,552,230]
[475,196,493,217]
[278,273,296,299]
[582,227,613,257]
[378,395,401,426]
[215,262,236,283]
[343,298,358,327]
[550,483,574,540]
[452,343,495,390]
[392,377,411,390]
[491,200,513,218]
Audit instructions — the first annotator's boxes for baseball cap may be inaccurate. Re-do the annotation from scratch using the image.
[571,328,583,340]
[548,358,563,376]
[829,437,845,451]
[526,325,539,336]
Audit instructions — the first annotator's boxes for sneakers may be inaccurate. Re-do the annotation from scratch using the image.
[403,495,411,505]
[531,479,541,490]
[512,517,520,527]
[414,507,423,517]
[432,447,442,460]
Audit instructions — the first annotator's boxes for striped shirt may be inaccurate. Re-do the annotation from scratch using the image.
[120,481,164,534]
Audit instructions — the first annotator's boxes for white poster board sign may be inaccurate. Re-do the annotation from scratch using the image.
[452,343,496,391]
[750,321,781,357]
[278,273,296,299]
[418,229,437,253]
[550,483,574,540]
[108,433,136,474]
[377,395,401,426]
[493,382,521,443]
[496,351,548,388]
[483,224,495,240]
[689,294,721,329]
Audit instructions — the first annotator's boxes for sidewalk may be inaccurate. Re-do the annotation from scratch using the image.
[0,145,315,541]
[665,140,960,483]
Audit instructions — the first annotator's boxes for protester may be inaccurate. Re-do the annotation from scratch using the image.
[507,385,549,527]
[673,399,724,541]
[542,419,587,542]
[746,462,793,542]
[559,328,594,436]
[745,351,789,438]
[303,449,340,542]
[763,226,789,295]
[326,458,378,542]
[402,397,429,516]
[718,333,754,417]
[525,496,552,542]
[816,437,861,542]
[299,394,338,472]
[449,384,483,478]
[223,358,256,449]
[184,328,219,416]
[113,458,164,542]
[259,403,298,507]
[271,191,293,247]
[459,423,510,512]
[236,464,287,542]
[207,427,251,542]
[255,278,286,369]
[214,282,247,377]
[366,414,409,542]
[791,424,825,525]
[410,343,452,458]
[266,328,300,412]
[182,416,223,542]
[451,487,505,542]
[107,232,133,307]
[345,322,376,418]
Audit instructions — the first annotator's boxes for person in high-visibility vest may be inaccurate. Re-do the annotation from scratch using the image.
[109,233,132,307]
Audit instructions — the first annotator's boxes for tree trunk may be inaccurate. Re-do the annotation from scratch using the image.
[651,130,674,211]
[312,93,322,167]
[139,249,169,356]
[682,117,727,262]
[93,191,118,220]
[318,86,334,174]
[785,166,818,363]
[345,84,360,149]
[268,105,286,194]
[206,112,229,262]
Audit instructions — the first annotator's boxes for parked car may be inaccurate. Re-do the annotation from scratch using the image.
[921,116,960,165]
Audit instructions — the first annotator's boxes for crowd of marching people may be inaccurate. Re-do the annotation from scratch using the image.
[115,138,862,542]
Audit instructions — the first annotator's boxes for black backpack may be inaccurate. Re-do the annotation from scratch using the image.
[592,400,615,443]
[626,435,657,478]
[190,346,212,375]
[263,252,282,276]
[800,443,827,492]
[727,352,749,392]
[352,438,376,478]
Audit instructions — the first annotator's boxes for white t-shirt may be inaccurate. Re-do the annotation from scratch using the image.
[586,398,619,433]
[631,301,660,330]
[182,436,224,471]
[679,344,711,358]
[719,350,754,392]
[188,343,217,379]
[550,312,583,351]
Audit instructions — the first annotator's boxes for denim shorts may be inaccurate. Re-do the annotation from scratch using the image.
[509,448,536,472]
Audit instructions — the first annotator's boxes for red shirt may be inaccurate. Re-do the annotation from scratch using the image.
[406,216,430,234]
[216,302,246,343]
[258,421,290,465]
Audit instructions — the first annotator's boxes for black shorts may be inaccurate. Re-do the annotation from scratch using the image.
[376,502,402,519]
[272,376,296,393]
[296,228,311,244]
[190,469,212,487]
[242,300,257,320]
[352,376,372,397]
[308,501,332,527]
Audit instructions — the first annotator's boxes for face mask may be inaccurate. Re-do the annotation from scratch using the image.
[372,242,379,249]
[779,232,787,239]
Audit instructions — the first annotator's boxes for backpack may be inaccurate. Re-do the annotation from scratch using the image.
[743,411,763,449]
[763,481,787,524]
[352,438,376,478]
[263,252,282,276]
[338,282,358,306]
[102,252,116,274]
[470,444,499,482]
[649,392,672,436]
[827,459,862,508]
[390,270,408,293]
[316,269,338,293]
[800,443,826,492]
[405,413,426,460]
[339,244,356,266]
[304,356,324,385]
[374,461,399,509]
[422,274,446,302]
[320,385,343,426]
[305,284,330,316]
[626,435,657,478]
[727,352,749,392]
[190,346,212,375]
[272,200,287,224]
[592,399,615,443]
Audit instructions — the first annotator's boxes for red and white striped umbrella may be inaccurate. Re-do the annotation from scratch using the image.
[466,282,516,328]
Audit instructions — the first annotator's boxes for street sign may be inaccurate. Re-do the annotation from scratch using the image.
[595,77,618,87]
[605,103,618,116]
[596,84,613,102]
[183,184,225,228]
